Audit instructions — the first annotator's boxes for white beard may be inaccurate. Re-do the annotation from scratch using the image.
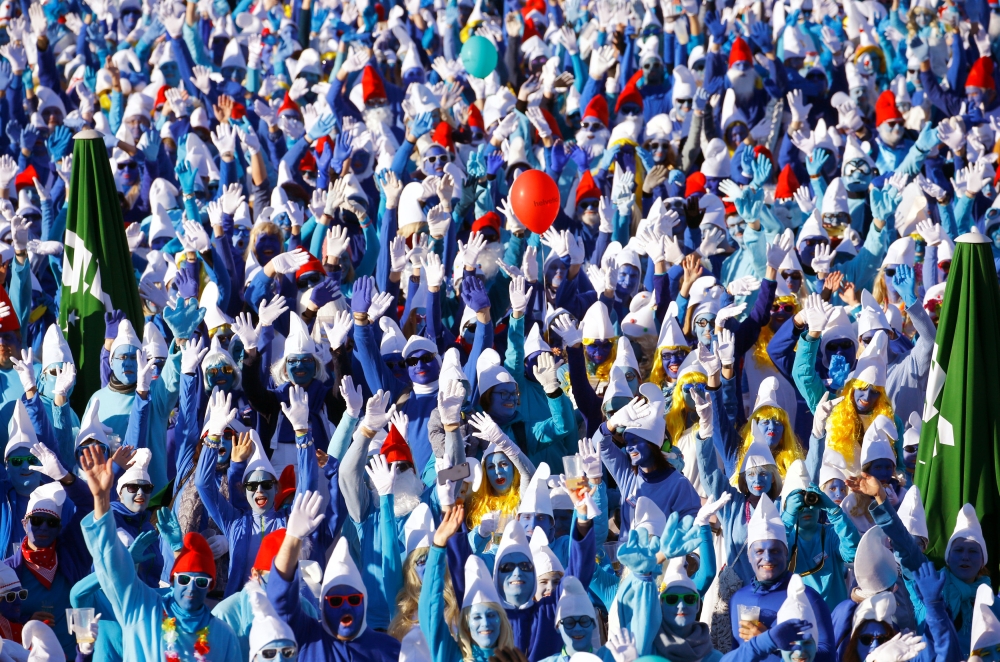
[296,287,311,314]
[727,70,757,100]
[575,128,610,158]
[478,242,505,280]
[365,106,394,127]
[394,469,425,518]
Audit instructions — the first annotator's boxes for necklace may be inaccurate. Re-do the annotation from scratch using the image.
[162,614,211,661]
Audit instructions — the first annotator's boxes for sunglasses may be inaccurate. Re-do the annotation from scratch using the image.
[673,98,692,109]
[7,456,40,467]
[858,634,893,647]
[498,561,535,573]
[0,589,26,602]
[176,573,211,588]
[424,154,451,164]
[578,199,600,211]
[27,516,61,528]
[859,331,885,344]
[661,593,699,605]
[781,271,802,280]
[245,480,277,492]
[580,121,604,131]
[405,354,435,367]
[206,365,235,376]
[884,267,896,277]
[903,445,918,454]
[259,647,298,659]
[75,443,110,461]
[825,340,855,352]
[843,161,872,176]
[123,483,153,494]
[385,359,407,370]
[771,304,795,314]
[325,593,363,607]
[822,213,850,225]
[559,616,594,628]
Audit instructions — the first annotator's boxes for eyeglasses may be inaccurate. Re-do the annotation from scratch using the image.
[559,616,594,628]
[858,633,893,647]
[661,593,699,605]
[493,389,518,402]
[245,480,277,492]
[324,593,363,607]
[822,212,850,226]
[259,647,298,659]
[498,560,535,573]
[176,573,212,588]
[124,483,153,494]
[825,339,855,353]
[694,318,713,328]
[424,154,451,164]
[385,359,406,370]
[0,589,26,602]
[580,120,604,132]
[75,443,109,461]
[405,354,436,367]
[7,456,40,467]
[771,303,795,314]
[27,516,61,528]
[206,365,235,376]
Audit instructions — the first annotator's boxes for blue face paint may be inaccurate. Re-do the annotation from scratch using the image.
[853,385,880,414]
[414,551,427,582]
[553,510,573,539]
[623,368,640,395]
[616,264,641,299]
[865,459,896,484]
[772,199,799,228]
[24,512,60,549]
[780,636,817,662]
[486,452,515,494]
[246,469,277,515]
[661,349,689,381]
[254,638,298,662]
[823,340,857,370]
[694,314,716,347]
[0,589,21,622]
[948,539,985,582]
[855,622,892,662]
[748,539,788,583]
[585,340,613,366]
[822,478,848,504]
[323,584,365,640]
[422,145,449,177]
[285,353,317,386]
[745,466,774,497]
[752,418,784,450]
[161,62,181,88]
[467,603,502,649]
[233,226,251,252]
[111,345,139,385]
[406,351,440,385]
[546,262,567,291]
[485,383,518,425]
[559,614,596,652]
[661,590,700,637]
[497,551,535,607]
[120,481,152,514]
[516,512,553,541]
[172,571,212,611]
[254,233,282,266]
[204,357,237,393]
[383,352,410,383]
[6,452,42,497]
[623,433,658,470]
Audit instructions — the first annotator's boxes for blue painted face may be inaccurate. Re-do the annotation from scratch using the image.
[748,540,788,583]
[0,586,21,622]
[553,510,573,539]
[484,383,518,425]
[254,233,283,266]
[111,345,140,385]
[382,352,410,384]
[546,261,567,291]
[585,340,613,366]
[772,199,799,228]
[254,638,298,662]
[745,466,774,497]
[498,551,535,607]
[822,478,848,505]
[6,451,42,496]
[246,469,277,515]
[516,512,554,541]
[903,444,918,473]
[204,357,236,393]
[172,571,212,611]
[273,212,292,239]
[422,145,449,177]
[660,590,700,636]
[24,512,61,549]
[752,417,784,449]
[780,635,817,662]
[413,550,428,582]
[558,613,596,652]
[823,340,857,370]
[285,353,317,386]
[323,584,365,640]
[467,603,502,649]
[853,385,880,413]
[486,452,515,494]
[661,349,689,381]
[120,481,152,513]
[623,368,640,395]
[216,432,234,467]
[855,622,893,661]
[726,122,749,146]
[406,351,440,385]
[623,433,658,469]
[616,264,641,299]
[233,226,251,253]
[866,459,896,484]
[694,314,716,347]
[161,62,180,88]
[948,539,985,583]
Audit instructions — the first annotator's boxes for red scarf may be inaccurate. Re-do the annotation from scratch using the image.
[0,614,22,643]
[21,539,57,589]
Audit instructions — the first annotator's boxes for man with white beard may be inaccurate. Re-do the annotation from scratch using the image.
[871,90,938,176]
[576,96,611,166]
[704,34,781,129]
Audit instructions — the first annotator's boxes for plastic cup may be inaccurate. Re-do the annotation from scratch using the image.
[66,608,95,643]
[603,541,622,574]
[562,455,586,490]
[738,604,760,624]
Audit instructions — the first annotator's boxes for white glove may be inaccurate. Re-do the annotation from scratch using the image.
[811,244,834,275]
[420,253,446,289]
[206,532,229,558]
[715,302,747,330]
[698,341,721,376]
[794,186,815,214]
[492,112,519,143]
[28,240,63,256]
[787,89,812,124]
[811,391,845,439]
[28,442,68,481]
[765,232,794,270]
[522,245,540,282]
[607,396,652,430]
[552,315,583,346]
[340,376,363,419]
[280,385,311,432]
[135,349,155,393]
[468,411,509,446]
[716,327,735,366]
[864,633,927,662]
[325,310,353,351]
[365,454,396,496]
[52,363,76,398]
[181,337,208,374]
[206,388,237,437]
[368,291,394,323]
[532,352,561,393]
[10,214,31,252]
[606,629,639,662]
[578,437,602,479]
[691,386,714,440]
[257,295,289,327]
[438,379,466,426]
[698,226,727,257]
[936,117,966,154]
[362,390,393,431]
[220,183,245,216]
[269,250,310,275]
[10,348,35,393]
[579,491,602,520]
[231,313,258,352]
[464,232,488,269]
[509,275,528,315]
[477,512,498,538]
[728,276,760,297]
[426,204,451,239]
[694,492,732,527]
[916,219,944,246]
[285,490,326,539]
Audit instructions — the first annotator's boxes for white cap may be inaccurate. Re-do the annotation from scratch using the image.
[645,113,674,140]
[857,290,891,337]
[0,564,20,593]
[529,528,564,575]
[841,135,875,173]
[776,574,818,639]
[284,313,318,357]
[603,366,635,406]
[721,89,750,133]
[656,302,688,350]
[661,556,697,593]
[320,537,369,636]
[699,194,727,232]
[894,183,929,238]
[741,440,778,473]
[379,317,406,355]
[779,459,812,511]
[746,493,787,547]
[752,376,782,413]
[854,526,900,598]
[524,323,552,357]
[633,495,667,537]
[200,281,234,331]
[881,237,915,269]
[946,503,988,564]
[860,415,897,467]
[853,330,888,388]
[463,554,505,609]
[688,276,723,320]
[972,584,1000,651]
[399,626,431,662]
[701,138,730,178]
[672,66,697,101]
[852,592,896,632]
[77,399,110,448]
[818,449,850,486]
[622,301,658,339]
[116,448,153,493]
[222,38,248,70]
[26,482,67,519]
[41,324,73,367]
[404,502,435,556]
[898,486,928,540]
[580,301,615,340]
[402,334,438,359]
[627,382,667,445]
[109,318,141,357]
[142,322,169,360]
[248,586,297,660]
[796,212,829,253]
[242,430,278,482]
[478,357,515,394]
[820,308,856,358]
[6,400,39,458]
[518,463,553,516]
[23,620,63,662]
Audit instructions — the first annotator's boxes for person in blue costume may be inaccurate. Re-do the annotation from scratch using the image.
[34,324,79,470]
[538,576,640,662]
[0,565,24,642]
[726,493,835,662]
[78,444,242,662]
[0,245,35,450]
[247,582,300,662]
[968,583,1000,662]
[110,448,164,588]
[266,489,402,662]
[597,382,701,540]
[841,588,958,662]
[722,574,822,662]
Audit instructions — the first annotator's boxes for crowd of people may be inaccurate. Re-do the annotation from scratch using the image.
[0,0,994,657]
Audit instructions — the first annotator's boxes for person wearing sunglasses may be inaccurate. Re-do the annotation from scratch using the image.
[112,448,164,586]
[652,557,722,662]
[844,593,912,662]
[738,574,825,662]
[34,325,80,470]
[4,400,49,517]
[0,565,25,643]
[541,577,620,662]
[575,97,610,169]
[248,586,299,661]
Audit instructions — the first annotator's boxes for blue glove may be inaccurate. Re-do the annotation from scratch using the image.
[694,87,710,111]
[568,143,590,171]
[828,354,851,391]
[914,123,939,152]
[20,126,37,153]
[47,125,72,162]
[908,37,929,66]
[176,161,199,195]
[752,154,773,188]
[4,120,20,147]
[409,112,437,140]
[597,142,621,172]
[331,131,354,172]
[351,275,374,315]
[308,114,337,142]
[156,507,185,552]
[618,528,662,574]
[637,146,656,172]
[104,310,125,340]
[549,140,570,175]
[659,512,700,558]
[705,11,727,42]
[141,130,161,163]
[461,274,492,312]
[750,21,772,53]
[892,264,918,307]
[174,268,200,300]
[310,278,338,308]
[870,185,902,222]
[129,530,159,565]
[770,619,814,649]
[782,490,806,519]
[164,298,207,341]
[486,152,506,177]
[914,561,947,604]
[317,140,334,176]
[733,186,764,223]
[806,148,829,177]
[466,151,486,179]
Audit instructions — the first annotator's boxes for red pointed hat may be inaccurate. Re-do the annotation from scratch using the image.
[520,0,546,18]
[362,65,387,104]
[522,18,541,41]
[0,288,18,333]
[774,164,801,200]
[431,121,454,149]
[729,37,754,67]
[277,92,301,117]
[875,90,903,126]
[171,532,216,586]
[615,71,644,114]
[381,424,414,465]
[685,171,706,197]
[295,251,326,281]
[472,211,502,234]
[14,165,38,193]
[540,107,562,139]
[299,150,317,172]
[582,96,609,128]
[576,170,601,205]
[966,57,996,91]
[467,104,485,131]
[275,465,296,509]
[254,528,287,572]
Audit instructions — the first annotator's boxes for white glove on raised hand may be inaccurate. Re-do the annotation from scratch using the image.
[136,349,155,393]
[368,291,394,323]
[607,396,652,430]
[269,250,310,274]
[694,492,732,527]
[286,491,326,539]
[325,311,353,351]
[715,302,747,330]
[691,386,714,439]
[477,512,498,538]
[794,186,815,214]
[420,253,446,289]
[280,385,311,432]
[811,391,845,439]
[578,437,602,479]
[552,315,583,347]
[864,632,927,662]
[463,232,488,269]
[438,379,466,426]
[468,411,511,448]
[509,275,529,316]
[10,348,35,393]
[606,629,639,662]
[532,352,561,393]
[231,313,258,352]
[181,337,208,374]
[340,376,363,419]
[916,219,944,246]
[366,454,397,496]
[728,276,760,297]
[362,390,393,431]
[257,295,289,327]
[206,388,237,437]
[716,327,735,366]
[52,363,76,398]
[811,244,834,275]
[28,442,68,481]
[765,232,794,270]
[205,532,229,558]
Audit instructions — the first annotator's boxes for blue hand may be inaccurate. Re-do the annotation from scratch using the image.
[331,131,354,172]
[351,276,374,315]
[870,185,902,221]
[20,126,37,152]
[47,125,72,162]
[467,151,486,179]
[751,154,773,188]
[806,148,829,177]
[617,528,662,574]
[914,561,947,604]
[892,264,918,307]
[597,143,621,172]
[308,114,337,142]
[142,130,162,162]
[828,354,850,391]
[5,119,20,147]
[176,162,199,195]
[549,140,570,175]
[163,298,207,341]
[310,278,338,308]
[410,112,437,140]
[486,152,506,177]
[104,310,125,340]
[770,619,813,649]
[174,268,200,300]
[637,146,656,172]
[750,21,772,53]
[568,143,590,171]
[705,11,726,41]
[461,274,492,312]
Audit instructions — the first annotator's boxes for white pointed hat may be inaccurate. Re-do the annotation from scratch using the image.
[222,38,248,70]
[402,334,438,359]
[661,555,697,593]
[439,347,466,385]
[555,576,595,622]
[881,237,916,269]
[243,429,278,482]
[776,574,818,637]
[379,317,406,355]
[200,281,234,331]
[741,440,778,473]
[627,382,667,445]
[820,307,856,357]
[721,88,750,132]
[399,626,432,662]
[746,493,787,547]
[821,178,850,216]
[518,462,553,517]
[671,66,697,101]
[972,584,1000,651]
[116,448,153,492]
[656,301,688,349]
[854,525,900,598]
[622,301,657,339]
[779,459,812,511]
[404,502,436,556]
[529,527,565,575]
[852,592,897,632]
[633,495,667,537]
[603,366,635,406]
[23,620,63,662]
[853,330,888,388]
[478,358,515,394]
[796,211,829,253]
[492,519,535,607]
[525,323,552,356]
[463,554,505,609]
[580,301,615,341]
[752,376,782,414]
[897,485,928,539]
[946,503,988,564]
[857,290,891,337]
[76,399,110,448]
[612,336,639,372]
[6,400,39,458]
[841,134,875,171]
[26,482,67,518]
[818,449,850,486]
[701,138,731,178]
[284,313,318,356]
[142,322,169,359]
[109,318,141,357]
[320,537,369,636]
[41,324,73,367]
[248,585,297,660]
[860,414,897,467]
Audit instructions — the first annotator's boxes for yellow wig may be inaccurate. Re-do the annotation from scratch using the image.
[463,468,522,530]
[582,336,618,383]
[751,296,799,368]
[665,371,707,446]
[732,405,805,485]
[648,345,691,389]
[826,380,895,467]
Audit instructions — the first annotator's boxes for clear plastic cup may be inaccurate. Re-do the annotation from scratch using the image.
[738,604,760,625]
[66,608,96,644]
[562,455,586,490]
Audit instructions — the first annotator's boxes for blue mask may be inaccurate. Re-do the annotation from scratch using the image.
[661,590,700,637]
[616,265,641,299]
[120,481,152,513]
[822,478,847,504]
[406,351,440,385]
[497,551,535,607]
[694,315,716,347]
[255,234,282,266]
[516,512,553,541]
[111,345,139,385]
[7,452,42,497]
[780,636,817,662]
[865,459,896,484]
[752,418,784,450]
[246,469,277,515]
[623,433,658,469]
[585,340,613,366]
[745,466,774,497]
[161,62,180,88]
[172,571,212,611]
[24,512,61,549]
[285,353,316,386]
[422,145,449,177]
[486,452,515,493]
[383,353,410,384]
[485,383,518,425]
[204,357,236,393]
[254,638,298,662]
[559,614,596,652]
[853,385,880,414]
[323,584,365,640]
[467,603,502,649]
[855,622,893,661]
[748,540,788,583]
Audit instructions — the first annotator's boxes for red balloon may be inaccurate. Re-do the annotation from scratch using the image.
[510,170,560,235]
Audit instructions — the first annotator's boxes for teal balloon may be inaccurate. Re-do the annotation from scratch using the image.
[461,36,498,79]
